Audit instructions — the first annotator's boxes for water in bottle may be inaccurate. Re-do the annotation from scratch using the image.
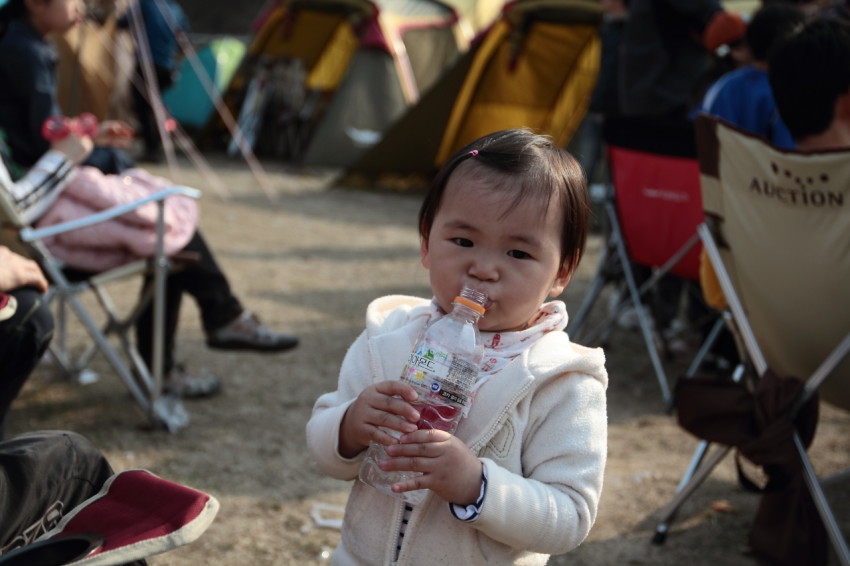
[359,286,486,504]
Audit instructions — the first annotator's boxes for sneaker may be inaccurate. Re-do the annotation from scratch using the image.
[163,365,222,399]
[206,310,299,352]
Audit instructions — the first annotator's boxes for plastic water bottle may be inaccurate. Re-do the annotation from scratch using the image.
[359,286,487,505]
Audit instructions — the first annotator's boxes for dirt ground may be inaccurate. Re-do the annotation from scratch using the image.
[10,154,849,565]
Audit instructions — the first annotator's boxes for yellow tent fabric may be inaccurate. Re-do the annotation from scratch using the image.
[435,0,600,165]
[246,6,361,91]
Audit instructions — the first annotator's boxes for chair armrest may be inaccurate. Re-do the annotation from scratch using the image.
[19,186,202,243]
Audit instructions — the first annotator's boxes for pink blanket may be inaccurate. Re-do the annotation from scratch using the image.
[36,166,199,272]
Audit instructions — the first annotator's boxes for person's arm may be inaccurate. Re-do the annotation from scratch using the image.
[1,133,92,224]
[0,42,57,166]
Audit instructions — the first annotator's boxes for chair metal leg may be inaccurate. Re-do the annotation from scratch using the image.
[795,432,850,566]
[609,205,672,405]
[652,443,732,544]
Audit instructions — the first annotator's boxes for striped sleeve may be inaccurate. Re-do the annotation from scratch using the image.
[449,463,488,522]
[2,150,76,224]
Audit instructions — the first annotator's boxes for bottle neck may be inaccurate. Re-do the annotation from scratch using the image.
[451,303,483,324]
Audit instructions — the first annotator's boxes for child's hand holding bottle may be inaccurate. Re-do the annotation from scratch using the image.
[338,380,420,459]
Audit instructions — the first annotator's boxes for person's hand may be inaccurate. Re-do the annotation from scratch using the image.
[0,246,48,293]
[338,381,420,458]
[95,120,134,148]
[52,132,93,165]
[382,429,484,505]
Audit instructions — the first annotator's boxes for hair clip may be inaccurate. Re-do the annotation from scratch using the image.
[469,150,479,157]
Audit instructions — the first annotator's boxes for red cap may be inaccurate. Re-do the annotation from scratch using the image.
[703,11,747,52]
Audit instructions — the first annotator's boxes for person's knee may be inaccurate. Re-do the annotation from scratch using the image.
[2,289,54,356]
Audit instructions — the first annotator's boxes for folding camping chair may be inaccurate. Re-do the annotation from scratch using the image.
[568,143,725,406]
[0,184,201,433]
[651,115,850,564]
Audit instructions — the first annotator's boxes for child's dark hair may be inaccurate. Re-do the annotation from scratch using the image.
[769,17,850,141]
[418,129,590,275]
[746,3,806,62]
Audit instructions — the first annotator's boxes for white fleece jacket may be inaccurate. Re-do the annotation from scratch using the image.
[306,295,608,566]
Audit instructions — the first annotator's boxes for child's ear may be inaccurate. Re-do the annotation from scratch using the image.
[420,238,431,269]
[548,262,573,297]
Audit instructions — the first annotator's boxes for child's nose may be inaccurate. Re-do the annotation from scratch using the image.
[468,255,498,281]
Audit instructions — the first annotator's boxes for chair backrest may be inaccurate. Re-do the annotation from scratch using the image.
[608,144,703,280]
[695,114,850,410]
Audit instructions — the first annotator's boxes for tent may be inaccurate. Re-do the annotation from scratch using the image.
[219,0,493,166]
[338,0,602,188]
[163,37,247,130]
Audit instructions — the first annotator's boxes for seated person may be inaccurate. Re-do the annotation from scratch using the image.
[696,3,806,149]
[0,126,298,400]
[0,0,135,175]
[0,431,129,558]
[0,247,53,441]
[769,16,850,152]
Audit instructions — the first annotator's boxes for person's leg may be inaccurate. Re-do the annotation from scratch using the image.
[0,288,54,440]
[0,431,113,553]
[135,270,184,377]
[132,63,174,161]
[131,62,160,161]
[176,231,245,335]
[134,230,244,359]
[186,230,298,352]
[135,230,297,398]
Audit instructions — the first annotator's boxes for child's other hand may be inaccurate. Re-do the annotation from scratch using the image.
[95,120,134,148]
[338,381,420,458]
[384,430,483,505]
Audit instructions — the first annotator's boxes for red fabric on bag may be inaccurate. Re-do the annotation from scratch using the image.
[53,470,210,557]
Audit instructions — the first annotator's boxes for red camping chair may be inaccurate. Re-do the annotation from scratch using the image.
[568,144,725,406]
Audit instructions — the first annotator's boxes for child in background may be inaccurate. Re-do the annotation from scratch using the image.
[307,129,608,565]
[0,0,135,174]
[697,3,807,149]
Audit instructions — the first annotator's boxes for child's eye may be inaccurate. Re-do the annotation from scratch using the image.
[452,238,473,248]
[507,249,532,259]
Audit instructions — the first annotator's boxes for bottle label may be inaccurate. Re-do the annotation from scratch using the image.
[402,339,476,408]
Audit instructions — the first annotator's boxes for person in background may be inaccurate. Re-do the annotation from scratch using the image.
[307,129,607,565]
[0,0,136,175]
[574,0,628,185]
[1,124,300,398]
[699,9,752,89]
[697,3,807,149]
[769,16,850,151]
[608,0,723,156]
[118,0,190,163]
[0,430,142,564]
[0,248,53,441]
